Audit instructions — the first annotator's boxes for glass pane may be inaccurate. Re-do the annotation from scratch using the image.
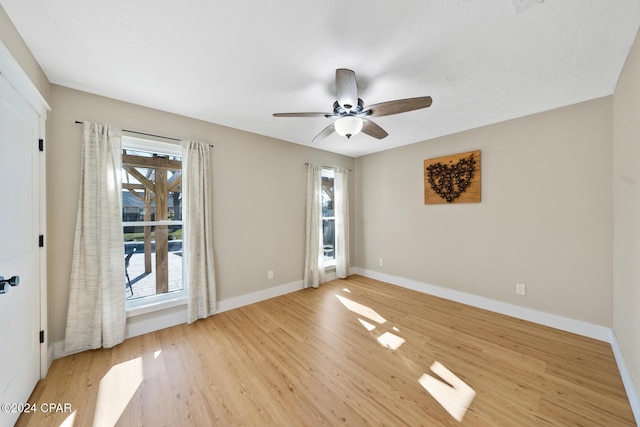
[122,150,182,223]
[124,225,183,300]
[169,189,182,220]
[322,176,334,218]
[122,147,183,300]
[323,218,335,261]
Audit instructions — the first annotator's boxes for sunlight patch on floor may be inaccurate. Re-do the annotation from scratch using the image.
[335,294,386,324]
[59,410,76,427]
[93,357,144,427]
[419,361,476,422]
[358,318,376,331]
[337,293,404,349]
[336,288,475,419]
[377,331,406,350]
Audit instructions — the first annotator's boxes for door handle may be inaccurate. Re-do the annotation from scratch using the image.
[0,275,20,294]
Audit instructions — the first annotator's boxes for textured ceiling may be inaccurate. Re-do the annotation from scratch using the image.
[2,1,640,157]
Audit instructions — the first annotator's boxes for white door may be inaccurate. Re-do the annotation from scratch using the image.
[0,74,41,427]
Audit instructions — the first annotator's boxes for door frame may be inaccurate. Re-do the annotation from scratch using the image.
[0,40,50,377]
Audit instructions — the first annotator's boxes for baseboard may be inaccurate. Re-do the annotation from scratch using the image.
[216,279,305,313]
[350,268,611,342]
[53,279,305,359]
[52,340,85,359]
[610,330,640,425]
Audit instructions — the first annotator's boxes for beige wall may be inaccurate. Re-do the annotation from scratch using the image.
[0,4,50,102]
[355,97,613,326]
[46,85,355,344]
[613,30,640,403]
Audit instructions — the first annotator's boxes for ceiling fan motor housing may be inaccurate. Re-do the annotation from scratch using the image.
[332,98,366,117]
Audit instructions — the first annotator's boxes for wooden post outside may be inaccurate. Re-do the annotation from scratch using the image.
[144,189,152,273]
[155,168,169,294]
[122,153,181,295]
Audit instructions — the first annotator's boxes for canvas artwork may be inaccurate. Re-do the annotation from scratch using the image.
[424,150,481,204]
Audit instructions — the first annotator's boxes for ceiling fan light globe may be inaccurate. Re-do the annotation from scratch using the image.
[334,116,363,138]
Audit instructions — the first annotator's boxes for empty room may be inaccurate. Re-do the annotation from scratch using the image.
[1,1,639,426]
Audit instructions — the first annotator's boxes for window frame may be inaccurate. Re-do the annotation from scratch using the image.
[122,135,187,314]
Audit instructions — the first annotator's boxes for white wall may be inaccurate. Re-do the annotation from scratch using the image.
[355,97,613,327]
[613,28,640,416]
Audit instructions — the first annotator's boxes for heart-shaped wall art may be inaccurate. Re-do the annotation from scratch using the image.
[426,154,476,203]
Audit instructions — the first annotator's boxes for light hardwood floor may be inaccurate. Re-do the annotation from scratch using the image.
[17,275,635,426]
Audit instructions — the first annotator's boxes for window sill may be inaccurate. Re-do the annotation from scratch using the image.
[126,295,187,318]
[324,258,336,269]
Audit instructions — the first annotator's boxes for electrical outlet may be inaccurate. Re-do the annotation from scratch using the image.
[379,258,384,266]
[268,270,274,280]
[516,283,526,295]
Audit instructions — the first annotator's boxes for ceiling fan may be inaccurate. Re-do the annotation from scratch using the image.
[273,68,433,143]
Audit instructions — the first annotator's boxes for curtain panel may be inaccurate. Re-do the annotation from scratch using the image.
[334,167,350,278]
[64,122,126,352]
[303,163,325,288]
[181,140,217,322]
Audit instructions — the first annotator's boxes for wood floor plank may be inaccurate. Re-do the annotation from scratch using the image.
[16,275,636,426]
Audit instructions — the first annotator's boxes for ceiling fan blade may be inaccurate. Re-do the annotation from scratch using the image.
[273,112,332,118]
[335,68,358,110]
[365,96,433,117]
[361,119,388,139]
[312,123,336,143]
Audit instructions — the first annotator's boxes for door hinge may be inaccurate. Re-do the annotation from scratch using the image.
[39,330,45,344]
[39,235,44,247]
[38,139,44,152]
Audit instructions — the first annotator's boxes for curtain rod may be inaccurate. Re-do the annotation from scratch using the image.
[75,120,182,141]
[305,162,351,171]
[74,121,213,147]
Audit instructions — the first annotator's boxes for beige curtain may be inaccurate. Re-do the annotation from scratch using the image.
[303,163,325,288]
[181,140,217,322]
[64,122,125,352]
[334,168,350,278]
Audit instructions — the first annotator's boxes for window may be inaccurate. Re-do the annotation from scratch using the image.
[121,136,185,307]
[322,168,335,266]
